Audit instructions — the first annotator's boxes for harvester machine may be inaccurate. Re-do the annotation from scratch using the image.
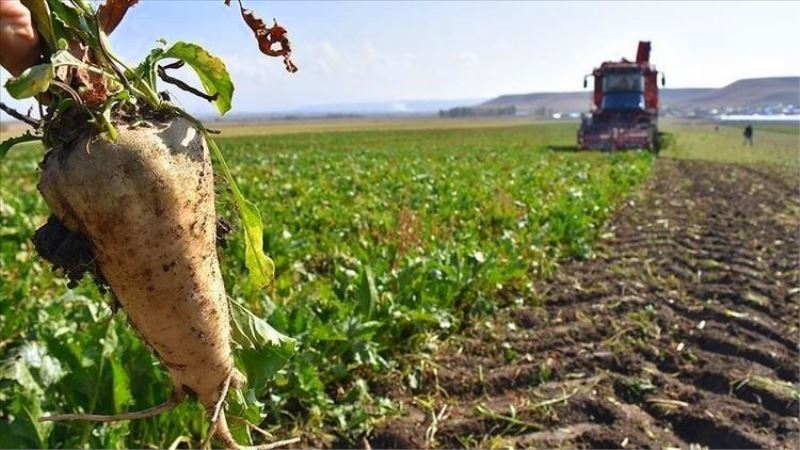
[577,41,665,151]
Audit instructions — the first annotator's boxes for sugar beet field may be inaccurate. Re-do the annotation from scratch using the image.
[1,121,798,448]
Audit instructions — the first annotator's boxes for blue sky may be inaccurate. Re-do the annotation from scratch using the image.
[1,0,799,117]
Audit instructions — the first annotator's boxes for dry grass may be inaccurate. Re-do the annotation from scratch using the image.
[2,116,554,140]
[204,116,549,137]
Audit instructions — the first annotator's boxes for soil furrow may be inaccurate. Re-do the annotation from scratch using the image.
[371,158,799,449]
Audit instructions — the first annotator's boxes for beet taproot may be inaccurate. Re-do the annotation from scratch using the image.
[2,1,300,447]
[38,117,244,446]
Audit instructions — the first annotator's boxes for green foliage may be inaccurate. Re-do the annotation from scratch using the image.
[229,297,295,391]
[0,133,41,159]
[163,43,234,115]
[4,64,55,99]
[661,121,799,168]
[204,133,276,288]
[0,122,653,447]
[2,1,287,444]
[20,0,58,51]
[137,42,234,115]
[2,0,292,446]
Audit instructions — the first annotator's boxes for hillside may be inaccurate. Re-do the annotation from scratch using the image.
[477,77,798,113]
[673,77,799,108]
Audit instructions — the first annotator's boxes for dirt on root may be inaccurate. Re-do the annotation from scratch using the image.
[370,159,800,449]
[33,214,108,290]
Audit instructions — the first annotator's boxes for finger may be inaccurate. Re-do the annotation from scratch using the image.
[0,0,43,75]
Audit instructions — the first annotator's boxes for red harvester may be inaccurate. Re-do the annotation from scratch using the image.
[577,41,665,151]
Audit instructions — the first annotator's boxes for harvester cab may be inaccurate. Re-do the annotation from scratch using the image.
[578,41,664,151]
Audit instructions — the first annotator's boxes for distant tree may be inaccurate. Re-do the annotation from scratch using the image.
[439,105,517,118]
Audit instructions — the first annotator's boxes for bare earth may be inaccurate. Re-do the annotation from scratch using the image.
[372,158,800,449]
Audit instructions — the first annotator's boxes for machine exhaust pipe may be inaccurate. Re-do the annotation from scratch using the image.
[636,41,651,64]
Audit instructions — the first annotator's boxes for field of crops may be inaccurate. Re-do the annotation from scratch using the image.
[662,121,800,169]
[0,121,656,448]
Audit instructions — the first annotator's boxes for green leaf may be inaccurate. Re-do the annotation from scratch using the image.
[50,49,90,68]
[239,199,274,287]
[226,413,252,446]
[4,63,55,99]
[47,0,95,49]
[4,396,52,448]
[20,0,57,52]
[229,298,294,351]
[0,132,41,159]
[229,298,295,390]
[204,134,274,286]
[226,388,264,445]
[48,0,87,32]
[98,95,125,142]
[355,267,378,319]
[4,50,93,100]
[0,358,41,395]
[236,347,293,393]
[110,359,132,413]
[161,42,234,115]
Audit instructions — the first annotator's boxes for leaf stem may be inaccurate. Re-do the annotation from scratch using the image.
[79,319,114,447]
[70,0,93,14]
[158,63,219,103]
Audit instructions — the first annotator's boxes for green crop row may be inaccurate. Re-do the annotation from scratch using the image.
[0,122,652,448]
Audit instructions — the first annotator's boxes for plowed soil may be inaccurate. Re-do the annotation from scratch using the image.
[371,159,800,449]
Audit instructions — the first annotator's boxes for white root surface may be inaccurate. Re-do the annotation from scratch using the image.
[38,118,245,447]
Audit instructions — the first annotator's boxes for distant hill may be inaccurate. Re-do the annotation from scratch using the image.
[477,77,798,113]
[670,77,799,108]
[287,98,488,115]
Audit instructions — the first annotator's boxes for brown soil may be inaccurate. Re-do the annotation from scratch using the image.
[370,159,800,449]
[33,214,107,290]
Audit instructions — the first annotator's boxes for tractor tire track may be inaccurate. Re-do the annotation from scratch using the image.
[371,158,799,449]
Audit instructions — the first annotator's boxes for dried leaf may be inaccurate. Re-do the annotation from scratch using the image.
[97,0,139,35]
[229,0,298,73]
[78,71,108,108]
[67,44,108,107]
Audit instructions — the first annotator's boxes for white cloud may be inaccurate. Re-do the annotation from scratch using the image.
[453,51,479,64]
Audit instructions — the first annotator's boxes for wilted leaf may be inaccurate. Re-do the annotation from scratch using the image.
[77,70,109,107]
[97,0,139,35]
[4,63,55,99]
[228,0,298,73]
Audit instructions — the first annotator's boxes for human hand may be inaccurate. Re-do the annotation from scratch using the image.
[0,0,42,76]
